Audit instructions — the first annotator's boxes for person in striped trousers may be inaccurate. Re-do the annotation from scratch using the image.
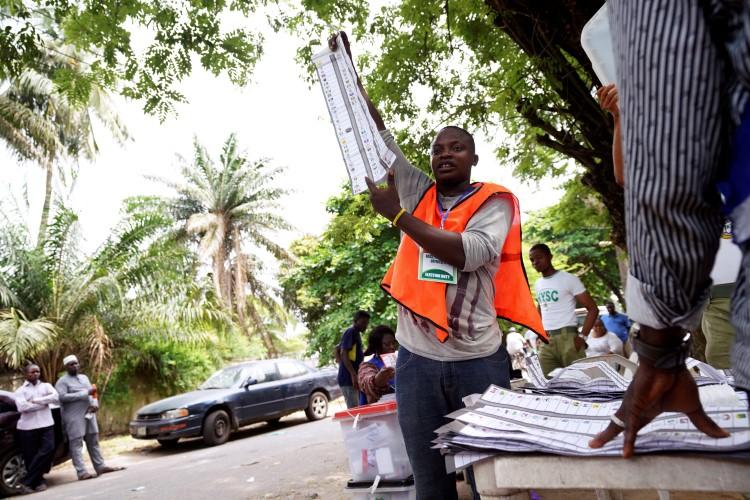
[590,0,750,456]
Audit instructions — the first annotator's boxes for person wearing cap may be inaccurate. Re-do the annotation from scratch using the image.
[55,355,124,480]
[14,364,58,494]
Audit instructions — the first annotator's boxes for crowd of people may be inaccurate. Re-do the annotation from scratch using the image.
[331,0,749,493]
[12,355,124,494]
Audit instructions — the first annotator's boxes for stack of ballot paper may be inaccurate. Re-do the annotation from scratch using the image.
[436,359,750,470]
[520,354,731,402]
[437,385,750,470]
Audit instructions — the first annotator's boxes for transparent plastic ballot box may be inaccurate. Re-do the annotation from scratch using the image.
[345,477,416,500]
[333,400,413,482]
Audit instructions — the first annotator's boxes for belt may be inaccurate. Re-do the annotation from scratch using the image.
[547,326,579,336]
[710,283,736,299]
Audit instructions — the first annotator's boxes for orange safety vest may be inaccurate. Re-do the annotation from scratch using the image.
[381,182,547,343]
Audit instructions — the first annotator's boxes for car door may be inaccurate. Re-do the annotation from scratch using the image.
[277,360,313,411]
[234,362,285,424]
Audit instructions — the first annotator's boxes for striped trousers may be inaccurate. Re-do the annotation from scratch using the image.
[609,0,750,389]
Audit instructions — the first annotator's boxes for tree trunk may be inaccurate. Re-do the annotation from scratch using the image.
[232,226,249,336]
[36,347,61,386]
[212,248,226,307]
[485,0,627,249]
[37,156,54,247]
[211,225,233,311]
[262,331,279,358]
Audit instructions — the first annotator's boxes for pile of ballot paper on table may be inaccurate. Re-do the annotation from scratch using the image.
[436,355,750,470]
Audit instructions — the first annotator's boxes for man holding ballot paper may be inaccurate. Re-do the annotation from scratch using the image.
[327,32,545,500]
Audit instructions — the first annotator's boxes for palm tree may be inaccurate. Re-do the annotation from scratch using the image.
[0,40,127,244]
[0,203,223,380]
[151,134,293,351]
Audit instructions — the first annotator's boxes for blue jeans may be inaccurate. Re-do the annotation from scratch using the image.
[395,345,510,500]
[340,385,360,409]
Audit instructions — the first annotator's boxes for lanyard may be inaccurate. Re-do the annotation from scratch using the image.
[436,185,477,229]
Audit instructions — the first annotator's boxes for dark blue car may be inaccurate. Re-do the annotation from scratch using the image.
[129,358,341,447]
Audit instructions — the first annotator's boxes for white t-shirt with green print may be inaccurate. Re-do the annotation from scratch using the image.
[535,270,586,331]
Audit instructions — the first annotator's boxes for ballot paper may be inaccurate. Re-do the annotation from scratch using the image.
[520,354,729,402]
[581,2,617,85]
[436,384,750,465]
[313,34,395,194]
[381,352,397,369]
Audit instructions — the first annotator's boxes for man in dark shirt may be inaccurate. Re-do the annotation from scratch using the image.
[337,310,369,408]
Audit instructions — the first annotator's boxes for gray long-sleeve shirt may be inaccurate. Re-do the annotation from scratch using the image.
[55,373,99,439]
[380,130,512,361]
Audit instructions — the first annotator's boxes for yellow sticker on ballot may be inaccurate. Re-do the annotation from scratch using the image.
[418,248,458,284]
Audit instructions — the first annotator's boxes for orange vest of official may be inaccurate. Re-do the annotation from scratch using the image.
[381,182,547,343]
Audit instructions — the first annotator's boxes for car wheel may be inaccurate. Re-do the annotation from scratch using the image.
[202,410,231,446]
[157,438,180,449]
[305,391,329,421]
[0,450,25,495]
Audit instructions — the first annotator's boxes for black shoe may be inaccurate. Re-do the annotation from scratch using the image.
[34,483,47,492]
[17,485,35,495]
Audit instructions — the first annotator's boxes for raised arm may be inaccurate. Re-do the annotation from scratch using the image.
[329,32,385,131]
[366,172,467,268]
[597,84,624,186]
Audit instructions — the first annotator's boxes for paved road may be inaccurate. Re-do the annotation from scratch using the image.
[34,410,353,500]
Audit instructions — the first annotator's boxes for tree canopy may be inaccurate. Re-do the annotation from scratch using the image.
[282,0,624,246]
[1,2,264,116]
[280,188,398,361]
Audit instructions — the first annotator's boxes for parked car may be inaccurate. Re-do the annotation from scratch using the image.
[0,390,70,496]
[129,358,342,448]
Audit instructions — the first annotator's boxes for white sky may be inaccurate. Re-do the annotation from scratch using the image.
[0,25,564,284]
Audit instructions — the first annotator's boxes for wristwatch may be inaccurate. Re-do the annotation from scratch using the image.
[632,330,692,370]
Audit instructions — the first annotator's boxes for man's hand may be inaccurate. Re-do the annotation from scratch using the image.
[374,367,396,387]
[574,336,586,353]
[589,361,729,457]
[366,170,402,221]
[597,84,620,118]
[328,31,353,60]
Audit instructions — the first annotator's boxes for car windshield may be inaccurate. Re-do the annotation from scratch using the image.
[199,366,248,389]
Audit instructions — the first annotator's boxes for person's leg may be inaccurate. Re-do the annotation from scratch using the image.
[340,385,359,409]
[20,427,54,489]
[447,347,511,500]
[395,346,456,500]
[69,436,91,478]
[560,332,586,368]
[704,297,736,368]
[17,429,38,487]
[33,427,55,488]
[609,0,725,333]
[84,433,106,473]
[538,337,561,376]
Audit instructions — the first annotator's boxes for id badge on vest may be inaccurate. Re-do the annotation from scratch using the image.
[418,248,458,285]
